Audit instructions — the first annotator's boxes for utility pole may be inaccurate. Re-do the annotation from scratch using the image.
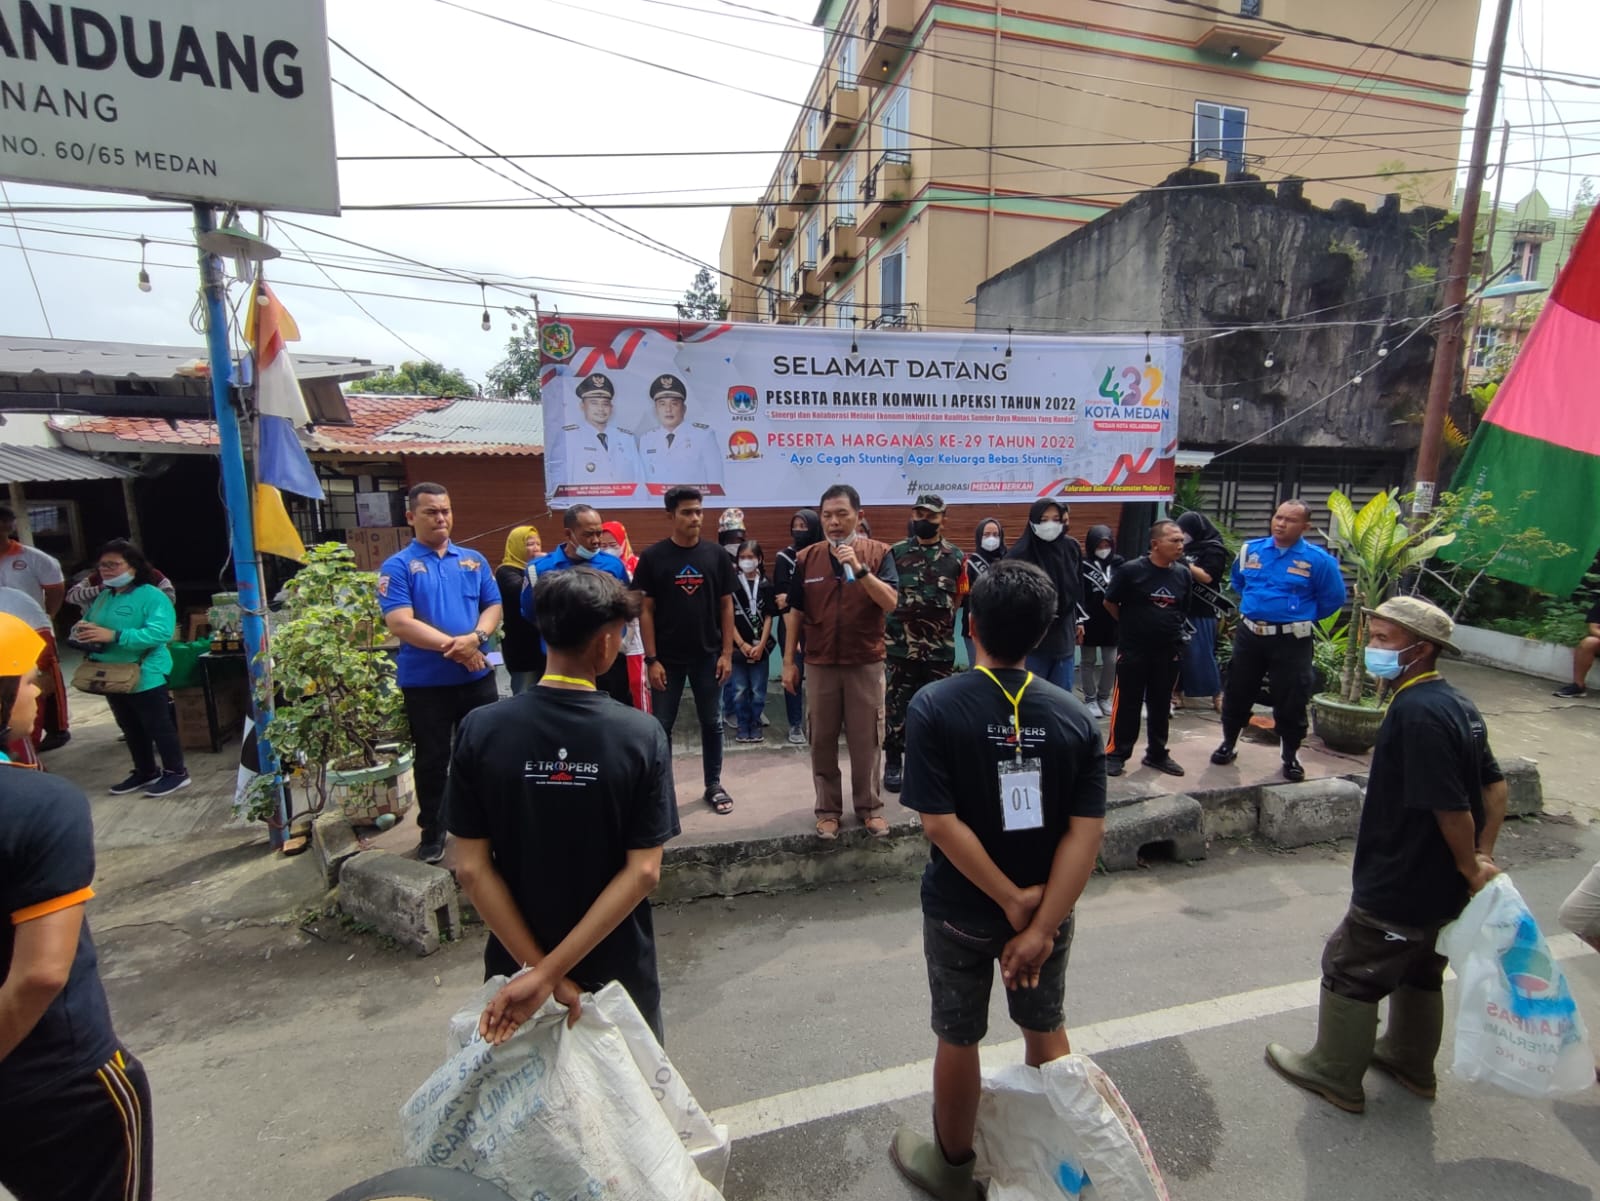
[1412,0,1515,514]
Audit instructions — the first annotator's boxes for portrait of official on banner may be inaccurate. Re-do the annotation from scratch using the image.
[539,315,1180,508]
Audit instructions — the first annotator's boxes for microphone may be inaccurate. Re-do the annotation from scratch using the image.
[843,563,856,583]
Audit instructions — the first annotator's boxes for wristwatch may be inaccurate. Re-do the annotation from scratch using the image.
[645,655,659,665]
[475,630,491,647]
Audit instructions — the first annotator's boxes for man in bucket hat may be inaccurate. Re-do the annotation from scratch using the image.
[1264,596,1509,1113]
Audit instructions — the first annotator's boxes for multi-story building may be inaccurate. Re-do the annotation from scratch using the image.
[719,0,1479,333]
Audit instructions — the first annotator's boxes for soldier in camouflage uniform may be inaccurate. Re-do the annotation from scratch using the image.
[883,493,968,793]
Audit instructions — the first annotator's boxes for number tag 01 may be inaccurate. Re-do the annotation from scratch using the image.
[999,757,1044,833]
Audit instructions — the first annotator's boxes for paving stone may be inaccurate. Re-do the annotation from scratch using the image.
[1258,778,1364,848]
[1499,756,1543,817]
[338,851,458,955]
[312,813,361,887]
[1099,794,1207,873]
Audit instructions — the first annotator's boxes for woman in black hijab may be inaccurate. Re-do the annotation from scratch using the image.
[773,508,821,744]
[959,517,1006,666]
[1005,499,1081,689]
[1176,510,1230,710]
[1078,523,1124,717]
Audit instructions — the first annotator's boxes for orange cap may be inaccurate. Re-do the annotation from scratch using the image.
[0,612,46,676]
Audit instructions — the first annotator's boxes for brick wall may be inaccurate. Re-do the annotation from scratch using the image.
[401,454,549,563]
[402,452,1125,567]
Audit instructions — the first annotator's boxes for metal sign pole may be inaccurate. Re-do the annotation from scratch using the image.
[193,203,286,848]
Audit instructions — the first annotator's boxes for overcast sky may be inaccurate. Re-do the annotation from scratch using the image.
[2,0,1597,388]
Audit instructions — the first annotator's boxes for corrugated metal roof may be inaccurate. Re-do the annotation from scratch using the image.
[371,398,542,448]
[0,336,381,383]
[0,414,136,482]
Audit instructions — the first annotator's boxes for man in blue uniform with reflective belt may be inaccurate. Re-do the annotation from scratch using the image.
[380,483,503,864]
[1211,499,1346,781]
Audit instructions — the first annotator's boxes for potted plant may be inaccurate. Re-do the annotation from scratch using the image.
[249,542,414,825]
[1310,490,1454,752]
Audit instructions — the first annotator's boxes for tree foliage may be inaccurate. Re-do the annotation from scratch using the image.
[348,360,477,396]
[679,267,729,321]
[485,307,542,400]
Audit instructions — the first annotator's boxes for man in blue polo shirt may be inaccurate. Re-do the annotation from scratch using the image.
[379,482,503,863]
[1212,499,1346,781]
[520,503,634,706]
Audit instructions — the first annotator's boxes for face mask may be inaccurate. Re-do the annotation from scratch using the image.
[571,542,598,561]
[1363,643,1419,680]
[738,558,759,574]
[913,519,940,541]
[980,534,1001,553]
[103,570,134,588]
[1094,547,1112,561]
[1031,521,1063,542]
[828,532,857,548]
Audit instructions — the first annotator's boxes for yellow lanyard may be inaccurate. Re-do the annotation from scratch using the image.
[542,674,596,691]
[1393,670,1440,698]
[975,666,1034,760]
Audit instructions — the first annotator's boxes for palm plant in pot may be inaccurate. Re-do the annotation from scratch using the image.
[1311,490,1454,752]
[248,542,413,826]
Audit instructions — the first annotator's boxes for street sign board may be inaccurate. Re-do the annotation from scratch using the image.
[0,0,339,213]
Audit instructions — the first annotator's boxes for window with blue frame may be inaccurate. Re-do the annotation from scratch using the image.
[1194,101,1248,172]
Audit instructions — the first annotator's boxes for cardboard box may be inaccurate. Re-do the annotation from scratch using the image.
[171,676,247,750]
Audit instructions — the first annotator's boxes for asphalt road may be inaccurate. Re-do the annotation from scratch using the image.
[62,811,1600,1201]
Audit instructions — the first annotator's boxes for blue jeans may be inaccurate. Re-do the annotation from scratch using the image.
[652,656,724,790]
[1025,651,1075,691]
[731,657,770,738]
[962,635,976,669]
[777,618,805,731]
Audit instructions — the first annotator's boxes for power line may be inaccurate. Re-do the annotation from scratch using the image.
[0,181,54,337]
[268,220,434,360]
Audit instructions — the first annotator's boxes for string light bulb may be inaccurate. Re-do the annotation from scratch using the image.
[136,235,152,293]
[1377,347,1389,358]
[479,282,490,331]
[1351,373,1364,385]
[1263,354,1275,369]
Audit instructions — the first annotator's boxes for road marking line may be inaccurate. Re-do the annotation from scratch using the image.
[709,933,1590,1139]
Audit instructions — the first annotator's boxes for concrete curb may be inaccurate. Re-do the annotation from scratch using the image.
[338,851,460,955]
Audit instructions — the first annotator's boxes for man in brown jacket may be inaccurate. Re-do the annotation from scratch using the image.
[783,484,900,839]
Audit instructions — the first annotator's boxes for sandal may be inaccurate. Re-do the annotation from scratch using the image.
[705,785,734,815]
[863,816,890,838]
[815,817,840,840]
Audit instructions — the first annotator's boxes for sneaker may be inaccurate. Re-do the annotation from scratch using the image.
[109,771,161,795]
[1106,757,1125,777]
[1083,698,1103,718]
[417,834,447,864]
[787,727,807,746]
[760,713,770,727]
[1210,742,1238,766]
[883,760,903,793]
[143,771,192,798]
[37,730,71,753]
[1142,755,1186,777]
[723,714,736,730]
[1554,683,1587,698]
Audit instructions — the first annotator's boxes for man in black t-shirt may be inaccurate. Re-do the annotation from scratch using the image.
[1553,597,1600,698]
[447,568,680,1044]
[1101,520,1191,777]
[631,486,737,815]
[0,613,153,1201]
[1266,597,1506,1114]
[891,561,1106,1201]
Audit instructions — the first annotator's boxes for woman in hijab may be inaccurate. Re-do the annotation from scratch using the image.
[598,520,650,712]
[773,508,821,745]
[960,517,1006,667]
[496,524,545,694]
[1079,524,1124,717]
[1176,510,1230,710]
[1005,499,1082,690]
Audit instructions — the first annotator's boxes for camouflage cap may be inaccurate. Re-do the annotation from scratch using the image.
[912,493,946,514]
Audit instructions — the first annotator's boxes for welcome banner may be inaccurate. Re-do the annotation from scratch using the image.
[539,315,1179,509]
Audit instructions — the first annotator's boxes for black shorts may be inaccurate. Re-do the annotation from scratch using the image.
[923,914,1075,1046]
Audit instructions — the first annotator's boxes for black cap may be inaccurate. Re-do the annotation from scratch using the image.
[576,372,615,399]
[649,373,688,402]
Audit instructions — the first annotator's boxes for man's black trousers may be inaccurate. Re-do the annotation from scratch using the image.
[1106,654,1178,763]
[402,674,499,841]
[1219,626,1315,755]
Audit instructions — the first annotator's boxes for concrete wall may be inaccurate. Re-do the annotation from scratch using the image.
[974,172,1455,453]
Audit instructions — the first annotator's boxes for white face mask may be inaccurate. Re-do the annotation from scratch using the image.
[738,558,759,575]
[980,535,1001,553]
[1094,547,1112,561]
[828,532,857,548]
[1031,520,1063,542]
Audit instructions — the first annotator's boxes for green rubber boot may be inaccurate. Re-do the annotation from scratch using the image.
[1265,988,1378,1113]
[889,1126,982,1201]
[1372,986,1444,1099]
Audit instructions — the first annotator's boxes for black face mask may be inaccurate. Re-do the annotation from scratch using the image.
[913,519,940,541]
[792,527,819,549]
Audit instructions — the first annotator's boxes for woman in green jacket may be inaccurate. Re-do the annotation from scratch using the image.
[72,539,189,797]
